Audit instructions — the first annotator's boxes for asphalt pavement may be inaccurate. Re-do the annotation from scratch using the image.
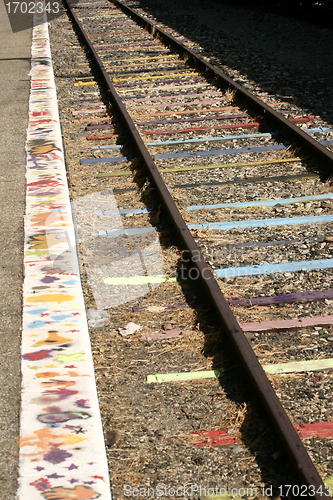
[0,4,32,498]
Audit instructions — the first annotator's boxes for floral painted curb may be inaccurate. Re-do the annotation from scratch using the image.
[18,14,112,500]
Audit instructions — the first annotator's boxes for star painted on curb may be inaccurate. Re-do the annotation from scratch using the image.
[66,464,79,470]
[69,478,79,484]
[91,476,106,482]
[29,365,41,370]
[74,427,86,434]
[46,473,65,479]
[56,352,85,363]
[75,399,90,409]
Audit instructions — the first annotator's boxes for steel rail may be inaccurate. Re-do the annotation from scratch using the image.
[62,1,329,496]
[112,0,333,175]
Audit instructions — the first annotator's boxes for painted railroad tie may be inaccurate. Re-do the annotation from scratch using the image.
[146,356,333,383]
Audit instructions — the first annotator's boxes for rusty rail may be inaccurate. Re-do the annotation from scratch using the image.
[113,0,333,175]
[62,0,330,496]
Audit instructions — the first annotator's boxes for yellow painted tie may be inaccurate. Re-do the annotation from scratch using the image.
[78,55,176,66]
[97,157,302,178]
[112,71,199,83]
[74,71,199,86]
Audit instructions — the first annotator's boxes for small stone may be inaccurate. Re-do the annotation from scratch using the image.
[106,430,121,447]
[147,306,165,313]
[87,309,110,328]
[232,445,244,453]
[163,322,175,330]
[118,322,142,336]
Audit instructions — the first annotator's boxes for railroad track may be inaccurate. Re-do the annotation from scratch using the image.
[26,1,333,498]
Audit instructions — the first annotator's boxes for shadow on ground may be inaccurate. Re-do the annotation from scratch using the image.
[135,0,333,128]
[174,259,302,493]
